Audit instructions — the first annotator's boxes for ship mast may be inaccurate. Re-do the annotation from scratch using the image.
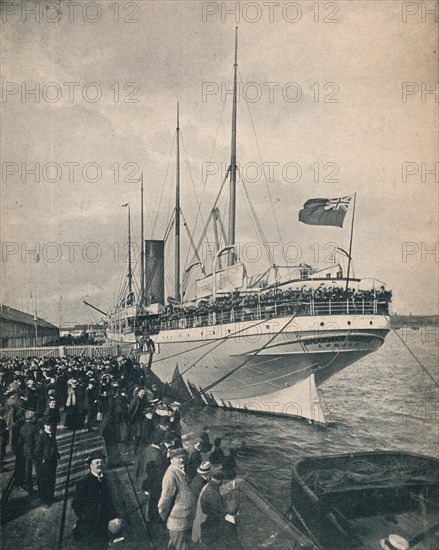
[140,172,145,304]
[175,102,181,302]
[227,27,238,267]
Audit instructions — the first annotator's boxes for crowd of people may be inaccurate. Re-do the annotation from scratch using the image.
[0,354,242,549]
[159,285,392,328]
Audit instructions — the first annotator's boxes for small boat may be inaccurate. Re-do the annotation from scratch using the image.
[287,451,439,549]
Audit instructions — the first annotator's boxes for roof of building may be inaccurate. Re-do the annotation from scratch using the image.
[0,305,58,330]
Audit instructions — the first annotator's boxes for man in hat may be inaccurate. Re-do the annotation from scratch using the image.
[199,426,212,454]
[135,406,155,456]
[72,450,118,549]
[199,465,239,549]
[128,388,149,453]
[190,461,211,503]
[18,410,38,495]
[34,419,60,508]
[84,378,98,432]
[159,447,195,550]
[209,438,225,465]
[23,378,38,412]
[65,378,79,429]
[44,398,61,438]
[186,441,203,482]
[135,431,169,523]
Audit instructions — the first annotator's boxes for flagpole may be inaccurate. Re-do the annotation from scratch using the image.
[345,193,357,291]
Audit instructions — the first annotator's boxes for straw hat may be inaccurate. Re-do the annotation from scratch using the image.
[197,461,212,475]
[380,534,410,550]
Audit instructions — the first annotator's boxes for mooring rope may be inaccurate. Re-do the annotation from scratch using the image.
[182,314,299,404]
[386,316,438,388]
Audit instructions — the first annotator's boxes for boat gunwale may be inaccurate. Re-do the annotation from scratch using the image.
[291,450,439,503]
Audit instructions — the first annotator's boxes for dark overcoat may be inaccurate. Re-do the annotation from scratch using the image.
[72,472,117,545]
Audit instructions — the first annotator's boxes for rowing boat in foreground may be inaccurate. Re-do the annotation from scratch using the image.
[287,451,439,549]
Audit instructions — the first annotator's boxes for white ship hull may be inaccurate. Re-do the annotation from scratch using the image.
[137,313,390,423]
[105,329,137,345]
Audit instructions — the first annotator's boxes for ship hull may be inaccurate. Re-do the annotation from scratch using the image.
[138,313,390,423]
[105,329,137,344]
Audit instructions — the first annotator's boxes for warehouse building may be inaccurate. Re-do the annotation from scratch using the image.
[0,305,59,348]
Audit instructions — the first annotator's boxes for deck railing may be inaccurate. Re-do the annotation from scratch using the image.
[159,299,390,331]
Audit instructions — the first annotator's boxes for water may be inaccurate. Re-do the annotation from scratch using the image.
[183,329,439,510]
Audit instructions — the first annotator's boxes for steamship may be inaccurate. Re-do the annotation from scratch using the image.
[102,31,392,424]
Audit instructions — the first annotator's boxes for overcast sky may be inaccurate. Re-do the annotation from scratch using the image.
[1,0,438,324]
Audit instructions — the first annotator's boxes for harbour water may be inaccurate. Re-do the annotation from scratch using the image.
[183,328,438,513]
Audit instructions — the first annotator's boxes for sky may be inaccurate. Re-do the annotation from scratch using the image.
[1,0,438,325]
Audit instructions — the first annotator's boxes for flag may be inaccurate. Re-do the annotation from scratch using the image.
[299,196,352,228]
[121,203,129,207]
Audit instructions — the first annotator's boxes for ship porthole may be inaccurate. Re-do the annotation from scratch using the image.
[266,325,270,329]
[320,322,324,327]
[347,321,351,326]
[369,321,373,325]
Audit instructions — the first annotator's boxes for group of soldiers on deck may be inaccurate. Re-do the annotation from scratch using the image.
[159,284,392,327]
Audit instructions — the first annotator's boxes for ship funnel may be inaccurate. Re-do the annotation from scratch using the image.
[145,240,165,306]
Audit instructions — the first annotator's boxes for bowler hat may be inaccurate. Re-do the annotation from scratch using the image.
[87,450,106,465]
[25,410,35,420]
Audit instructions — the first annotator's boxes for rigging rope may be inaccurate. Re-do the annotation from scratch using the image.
[180,131,206,253]
[183,71,230,272]
[152,136,175,239]
[239,170,275,266]
[239,68,284,253]
[181,313,299,405]
[386,316,439,388]
[152,314,275,368]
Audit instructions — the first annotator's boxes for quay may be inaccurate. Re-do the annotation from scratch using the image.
[1,355,314,550]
